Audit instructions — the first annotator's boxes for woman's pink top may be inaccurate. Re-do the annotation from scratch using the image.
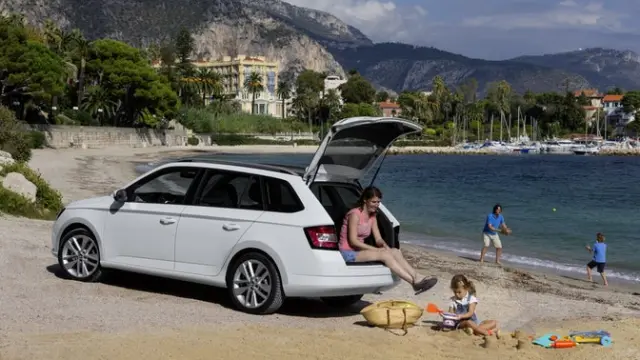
[339,207,375,251]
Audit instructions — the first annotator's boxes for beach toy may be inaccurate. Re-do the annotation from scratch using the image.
[551,339,576,348]
[440,312,459,330]
[533,333,561,348]
[425,303,443,314]
[360,300,423,335]
[569,330,612,347]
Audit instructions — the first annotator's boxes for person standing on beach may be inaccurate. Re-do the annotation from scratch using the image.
[586,233,608,286]
[479,204,510,264]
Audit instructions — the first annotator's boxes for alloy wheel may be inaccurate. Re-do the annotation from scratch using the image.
[232,259,272,309]
[61,235,100,279]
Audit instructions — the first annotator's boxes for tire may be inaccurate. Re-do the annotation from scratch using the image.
[321,294,364,308]
[57,228,103,282]
[226,252,284,315]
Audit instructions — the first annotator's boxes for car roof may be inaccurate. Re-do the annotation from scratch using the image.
[164,158,304,177]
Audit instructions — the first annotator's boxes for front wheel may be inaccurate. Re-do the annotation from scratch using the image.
[226,252,284,315]
[57,228,103,282]
[321,294,364,308]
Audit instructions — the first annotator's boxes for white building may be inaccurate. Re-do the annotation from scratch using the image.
[602,94,635,136]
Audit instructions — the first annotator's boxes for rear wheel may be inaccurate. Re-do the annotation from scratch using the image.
[57,228,103,282]
[321,294,364,308]
[226,252,284,315]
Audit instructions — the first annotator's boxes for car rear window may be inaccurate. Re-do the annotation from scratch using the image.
[263,177,304,213]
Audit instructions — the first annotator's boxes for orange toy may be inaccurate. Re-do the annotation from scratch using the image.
[551,340,576,349]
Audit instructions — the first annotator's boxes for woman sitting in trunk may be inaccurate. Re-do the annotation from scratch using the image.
[338,186,438,295]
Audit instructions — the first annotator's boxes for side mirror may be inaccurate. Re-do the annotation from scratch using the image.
[113,189,128,202]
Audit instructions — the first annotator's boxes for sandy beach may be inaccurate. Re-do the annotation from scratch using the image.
[1,145,639,359]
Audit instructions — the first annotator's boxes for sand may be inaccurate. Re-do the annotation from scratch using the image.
[0,145,638,360]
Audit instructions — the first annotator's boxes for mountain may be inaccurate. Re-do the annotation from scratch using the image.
[0,0,369,78]
[1,0,639,95]
[511,48,640,92]
[327,43,594,95]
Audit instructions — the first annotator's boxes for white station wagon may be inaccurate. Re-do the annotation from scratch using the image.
[51,117,423,314]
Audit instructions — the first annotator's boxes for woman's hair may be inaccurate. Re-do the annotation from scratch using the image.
[596,232,605,242]
[493,204,502,214]
[356,186,382,208]
[450,274,476,295]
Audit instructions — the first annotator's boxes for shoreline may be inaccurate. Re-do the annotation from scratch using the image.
[0,146,637,359]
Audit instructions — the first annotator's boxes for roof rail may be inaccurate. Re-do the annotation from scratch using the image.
[174,158,299,176]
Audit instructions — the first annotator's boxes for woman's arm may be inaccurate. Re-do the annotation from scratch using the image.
[347,213,378,251]
[456,302,477,320]
[371,217,389,249]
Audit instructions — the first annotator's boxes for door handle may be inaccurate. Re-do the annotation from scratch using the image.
[159,217,177,225]
[223,223,240,231]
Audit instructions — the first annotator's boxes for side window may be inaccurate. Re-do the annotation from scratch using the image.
[195,170,263,210]
[128,167,199,205]
[263,177,304,213]
[334,186,360,208]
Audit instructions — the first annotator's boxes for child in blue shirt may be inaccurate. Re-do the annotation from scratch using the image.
[586,232,608,286]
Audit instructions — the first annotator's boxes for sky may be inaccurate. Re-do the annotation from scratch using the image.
[284,0,640,60]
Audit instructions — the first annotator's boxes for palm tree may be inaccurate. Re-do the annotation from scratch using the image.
[195,68,223,106]
[244,72,264,114]
[69,29,91,109]
[276,80,291,119]
[81,86,117,125]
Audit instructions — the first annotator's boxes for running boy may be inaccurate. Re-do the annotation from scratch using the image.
[586,232,608,286]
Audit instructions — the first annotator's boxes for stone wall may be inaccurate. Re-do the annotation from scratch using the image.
[28,125,211,149]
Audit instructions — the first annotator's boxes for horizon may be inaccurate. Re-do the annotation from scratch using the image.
[285,0,640,60]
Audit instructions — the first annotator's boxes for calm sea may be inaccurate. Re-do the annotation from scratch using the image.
[138,153,640,283]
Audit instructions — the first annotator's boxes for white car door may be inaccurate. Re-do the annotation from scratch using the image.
[174,169,264,276]
[102,166,202,270]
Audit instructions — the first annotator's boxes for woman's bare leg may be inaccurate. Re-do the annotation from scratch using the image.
[388,248,420,280]
[355,249,415,284]
[478,320,497,334]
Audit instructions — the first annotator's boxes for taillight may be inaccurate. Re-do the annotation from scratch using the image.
[304,225,338,250]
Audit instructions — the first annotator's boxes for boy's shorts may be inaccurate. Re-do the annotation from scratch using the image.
[587,260,606,273]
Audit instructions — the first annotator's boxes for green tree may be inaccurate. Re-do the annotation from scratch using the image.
[86,39,179,127]
[621,91,640,114]
[244,72,264,115]
[174,27,194,64]
[276,80,291,119]
[339,74,376,104]
[375,91,389,102]
[295,70,324,95]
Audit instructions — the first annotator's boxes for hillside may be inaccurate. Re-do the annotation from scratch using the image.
[511,48,640,91]
[1,0,638,94]
[328,43,592,95]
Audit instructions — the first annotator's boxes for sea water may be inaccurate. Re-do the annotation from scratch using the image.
[138,153,640,283]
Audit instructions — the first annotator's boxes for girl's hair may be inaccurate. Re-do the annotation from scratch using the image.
[596,232,605,242]
[450,274,476,295]
[356,186,382,208]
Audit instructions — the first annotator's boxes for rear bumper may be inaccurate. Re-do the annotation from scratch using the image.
[283,272,401,297]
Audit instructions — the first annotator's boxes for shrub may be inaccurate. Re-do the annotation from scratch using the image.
[187,136,200,146]
[0,186,43,218]
[0,106,32,162]
[27,131,46,149]
[178,106,308,134]
[211,134,318,146]
[0,162,64,217]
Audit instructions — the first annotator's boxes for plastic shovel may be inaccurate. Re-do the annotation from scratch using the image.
[425,303,443,314]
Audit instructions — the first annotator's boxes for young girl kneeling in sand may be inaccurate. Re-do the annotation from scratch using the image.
[449,274,499,336]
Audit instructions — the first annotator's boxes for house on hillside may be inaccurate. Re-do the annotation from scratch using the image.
[379,101,401,117]
[153,55,280,116]
[602,94,635,136]
[574,89,603,123]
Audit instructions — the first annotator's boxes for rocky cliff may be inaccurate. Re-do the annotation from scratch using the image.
[0,0,360,78]
[1,0,639,94]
